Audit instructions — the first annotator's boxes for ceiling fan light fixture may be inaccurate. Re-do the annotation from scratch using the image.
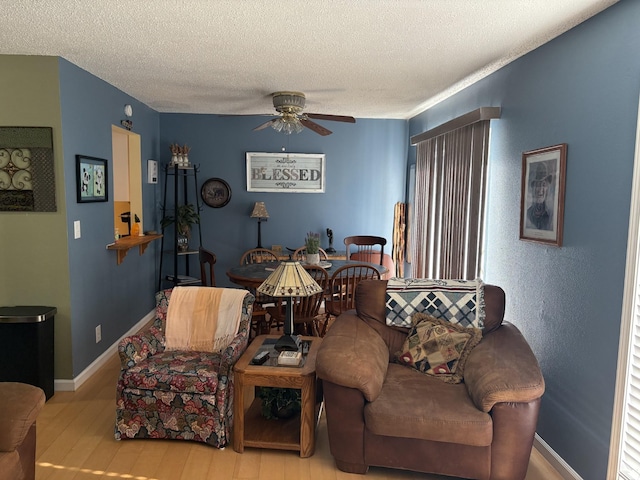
[271,114,304,135]
[257,91,353,136]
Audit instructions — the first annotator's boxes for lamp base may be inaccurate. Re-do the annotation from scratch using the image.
[274,334,301,352]
[325,247,336,253]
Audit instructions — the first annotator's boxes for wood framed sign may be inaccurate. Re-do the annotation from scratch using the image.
[246,152,325,193]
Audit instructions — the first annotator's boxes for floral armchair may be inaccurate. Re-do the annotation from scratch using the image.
[115,288,254,448]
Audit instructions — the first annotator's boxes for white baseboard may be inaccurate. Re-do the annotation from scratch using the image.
[534,433,583,480]
[54,309,155,392]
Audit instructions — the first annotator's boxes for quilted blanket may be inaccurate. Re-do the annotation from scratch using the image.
[385,278,485,329]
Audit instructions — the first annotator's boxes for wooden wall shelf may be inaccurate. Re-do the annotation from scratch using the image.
[106,234,162,265]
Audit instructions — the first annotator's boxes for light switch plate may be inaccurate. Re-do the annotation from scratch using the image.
[74,220,81,239]
[147,159,158,184]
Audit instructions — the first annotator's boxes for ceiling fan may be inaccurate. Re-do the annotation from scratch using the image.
[252,91,356,136]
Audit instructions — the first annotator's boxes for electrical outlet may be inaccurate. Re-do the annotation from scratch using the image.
[95,325,102,343]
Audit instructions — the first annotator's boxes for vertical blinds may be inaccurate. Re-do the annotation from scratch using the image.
[619,265,640,480]
[611,95,640,480]
[411,120,490,280]
[618,225,640,479]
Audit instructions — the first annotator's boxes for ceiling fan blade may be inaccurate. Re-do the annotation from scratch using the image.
[300,118,332,136]
[306,113,356,123]
[253,119,277,131]
[218,113,273,117]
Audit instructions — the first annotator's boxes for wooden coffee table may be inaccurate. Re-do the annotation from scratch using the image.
[233,334,323,457]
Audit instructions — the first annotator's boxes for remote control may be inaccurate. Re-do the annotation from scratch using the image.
[251,350,270,365]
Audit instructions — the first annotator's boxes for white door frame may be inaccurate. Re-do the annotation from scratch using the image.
[607,93,640,480]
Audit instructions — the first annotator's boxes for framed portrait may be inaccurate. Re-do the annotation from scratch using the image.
[76,155,108,203]
[246,152,325,193]
[519,144,567,246]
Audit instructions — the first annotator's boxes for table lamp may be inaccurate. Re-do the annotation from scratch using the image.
[257,261,323,352]
[250,202,269,248]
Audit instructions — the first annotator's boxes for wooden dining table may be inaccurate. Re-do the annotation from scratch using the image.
[226,259,388,290]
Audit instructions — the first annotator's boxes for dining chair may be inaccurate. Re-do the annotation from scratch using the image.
[199,247,217,286]
[323,263,380,336]
[240,248,279,265]
[266,265,329,337]
[349,251,395,279]
[344,235,387,265]
[292,246,329,262]
[239,248,279,337]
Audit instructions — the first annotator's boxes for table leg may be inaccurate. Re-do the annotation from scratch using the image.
[299,375,316,457]
[233,372,245,453]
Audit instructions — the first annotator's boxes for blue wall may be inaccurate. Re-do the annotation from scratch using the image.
[159,115,407,288]
[409,1,639,478]
[58,59,161,375]
[49,57,406,379]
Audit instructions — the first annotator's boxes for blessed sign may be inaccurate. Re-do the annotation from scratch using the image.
[246,152,325,193]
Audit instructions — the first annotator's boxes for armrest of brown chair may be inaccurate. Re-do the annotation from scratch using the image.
[464,322,545,412]
[316,312,389,402]
[0,383,45,453]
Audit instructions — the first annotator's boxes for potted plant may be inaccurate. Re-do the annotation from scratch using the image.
[161,203,200,251]
[258,387,301,420]
[305,231,321,265]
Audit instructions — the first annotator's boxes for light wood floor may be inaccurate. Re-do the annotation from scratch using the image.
[35,351,563,480]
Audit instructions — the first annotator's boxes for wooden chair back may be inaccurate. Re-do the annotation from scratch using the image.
[240,248,279,265]
[199,247,217,286]
[292,246,329,262]
[239,248,279,337]
[344,235,387,265]
[324,264,381,328]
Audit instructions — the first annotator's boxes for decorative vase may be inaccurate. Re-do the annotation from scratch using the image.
[177,235,189,252]
[306,253,320,265]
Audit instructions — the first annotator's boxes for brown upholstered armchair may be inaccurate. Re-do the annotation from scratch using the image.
[316,280,545,480]
[0,382,45,480]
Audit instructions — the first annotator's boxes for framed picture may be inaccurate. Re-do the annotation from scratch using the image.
[246,152,325,193]
[519,144,567,246]
[76,155,108,203]
[201,177,232,208]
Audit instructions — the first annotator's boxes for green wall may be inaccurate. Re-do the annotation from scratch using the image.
[0,55,73,378]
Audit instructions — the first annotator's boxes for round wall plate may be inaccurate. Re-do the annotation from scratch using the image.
[201,177,232,208]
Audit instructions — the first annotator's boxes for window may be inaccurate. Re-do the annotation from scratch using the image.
[410,108,499,280]
[609,95,640,480]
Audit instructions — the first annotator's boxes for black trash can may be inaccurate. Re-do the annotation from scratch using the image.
[0,306,56,400]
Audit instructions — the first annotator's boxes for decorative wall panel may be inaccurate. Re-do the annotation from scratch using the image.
[0,127,56,212]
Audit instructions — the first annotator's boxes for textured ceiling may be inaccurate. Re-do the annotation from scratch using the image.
[2,0,618,119]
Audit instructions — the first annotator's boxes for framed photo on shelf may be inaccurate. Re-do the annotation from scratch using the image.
[76,155,108,203]
[519,144,567,246]
[246,152,325,193]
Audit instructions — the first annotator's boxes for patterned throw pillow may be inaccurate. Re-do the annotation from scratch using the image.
[396,313,482,384]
